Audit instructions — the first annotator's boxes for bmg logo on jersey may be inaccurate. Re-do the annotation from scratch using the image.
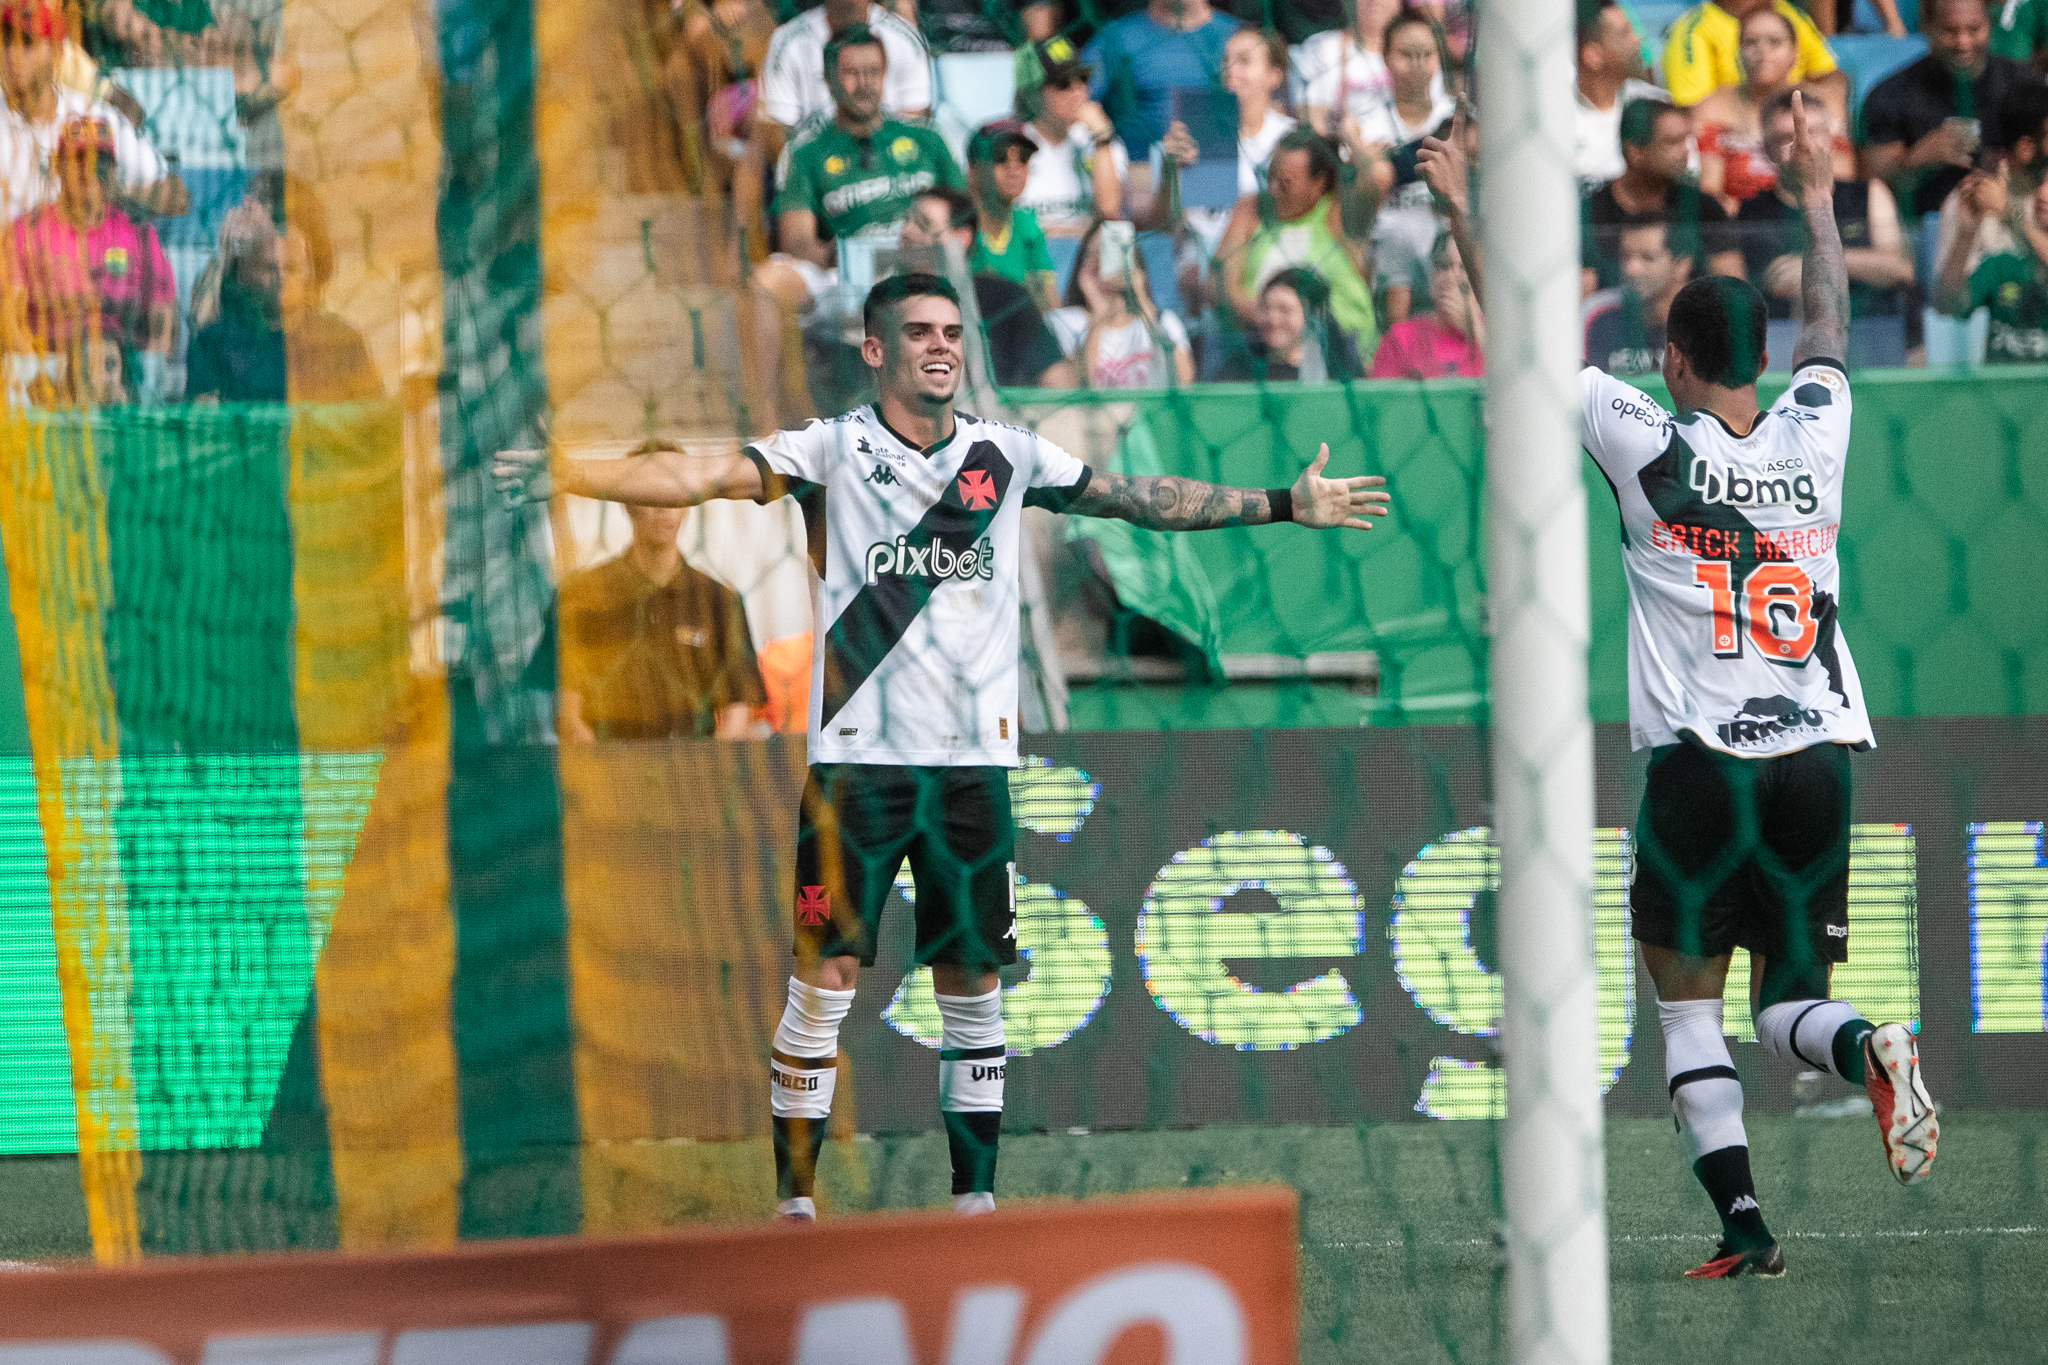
[865,536,997,586]
[1689,454,1819,515]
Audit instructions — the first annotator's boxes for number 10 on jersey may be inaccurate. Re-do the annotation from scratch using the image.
[1694,562,1819,663]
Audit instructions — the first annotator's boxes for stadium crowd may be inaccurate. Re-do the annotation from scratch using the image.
[2,0,2046,408]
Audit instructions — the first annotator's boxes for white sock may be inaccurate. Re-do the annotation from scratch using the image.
[770,977,855,1119]
[1660,998,1747,1162]
[953,1191,996,1216]
[936,988,1006,1114]
[1755,998,1867,1079]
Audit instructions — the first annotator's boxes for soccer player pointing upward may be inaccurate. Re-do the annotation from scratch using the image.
[496,272,1388,1222]
[1581,93,1936,1281]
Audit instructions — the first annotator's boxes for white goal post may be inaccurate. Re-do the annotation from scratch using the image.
[1477,0,1613,1362]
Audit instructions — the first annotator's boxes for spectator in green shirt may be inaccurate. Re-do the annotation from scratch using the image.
[757,24,965,313]
[966,119,1061,314]
[1990,0,2048,73]
[1936,166,2048,363]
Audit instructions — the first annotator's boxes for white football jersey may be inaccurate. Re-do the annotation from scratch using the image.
[1581,361,1874,757]
[745,407,1091,767]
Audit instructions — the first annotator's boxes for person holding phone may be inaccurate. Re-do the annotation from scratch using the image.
[1053,217,1196,388]
[1340,9,1459,326]
[1858,0,2041,216]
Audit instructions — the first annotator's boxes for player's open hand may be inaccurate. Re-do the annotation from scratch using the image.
[492,446,553,506]
[1291,444,1390,531]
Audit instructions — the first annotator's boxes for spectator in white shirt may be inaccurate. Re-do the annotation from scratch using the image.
[1574,0,1667,192]
[1051,218,1195,388]
[1338,10,1457,326]
[756,0,930,137]
[1015,33,1126,236]
[1296,0,1446,139]
[0,0,184,223]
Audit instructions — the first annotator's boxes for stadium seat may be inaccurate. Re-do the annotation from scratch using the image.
[932,52,1019,167]
[1830,35,1927,120]
[1626,0,1691,47]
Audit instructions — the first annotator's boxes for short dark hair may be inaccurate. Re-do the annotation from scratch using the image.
[1739,5,1798,44]
[1577,0,1620,50]
[1261,266,1331,309]
[1665,275,1769,388]
[1993,80,2048,152]
[824,23,886,81]
[1620,97,1682,148]
[1271,126,1343,196]
[914,185,976,230]
[864,271,960,336]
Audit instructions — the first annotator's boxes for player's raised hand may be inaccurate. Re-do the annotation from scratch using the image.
[1788,89,1834,206]
[1291,444,1390,531]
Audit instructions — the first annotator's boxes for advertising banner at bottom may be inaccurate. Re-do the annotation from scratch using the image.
[0,1188,1297,1365]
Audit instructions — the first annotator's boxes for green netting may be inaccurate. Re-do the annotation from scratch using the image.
[0,0,2044,1361]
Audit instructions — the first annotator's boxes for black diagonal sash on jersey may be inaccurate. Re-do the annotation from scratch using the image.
[1639,426,1850,708]
[819,440,1014,727]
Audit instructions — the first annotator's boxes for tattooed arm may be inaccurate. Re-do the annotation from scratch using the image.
[1788,91,1849,370]
[1066,445,1390,532]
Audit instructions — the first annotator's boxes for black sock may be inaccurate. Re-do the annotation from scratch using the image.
[1693,1146,1772,1250]
[943,1110,1001,1196]
[773,1115,829,1200]
[1832,1018,1876,1085]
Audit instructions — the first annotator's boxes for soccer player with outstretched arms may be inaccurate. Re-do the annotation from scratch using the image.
[495,271,1389,1222]
[1581,92,1936,1280]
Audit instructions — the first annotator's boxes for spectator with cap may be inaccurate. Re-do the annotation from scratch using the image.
[1015,33,1127,236]
[1082,0,1241,211]
[1859,0,2044,218]
[1369,233,1483,378]
[1214,126,1378,362]
[1574,0,1667,192]
[1055,215,1196,388]
[898,185,1078,389]
[1661,1,1848,112]
[1739,88,1912,326]
[754,26,963,315]
[2,116,173,404]
[967,120,1062,314]
[551,503,768,743]
[0,0,185,223]
[1580,221,1691,376]
[1582,99,1745,294]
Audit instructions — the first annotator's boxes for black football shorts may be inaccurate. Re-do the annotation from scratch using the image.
[1630,738,1852,1006]
[791,763,1018,971]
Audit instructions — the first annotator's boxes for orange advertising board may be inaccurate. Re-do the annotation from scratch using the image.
[0,1188,1297,1365]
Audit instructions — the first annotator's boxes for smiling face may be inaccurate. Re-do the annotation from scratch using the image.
[1221,29,1281,102]
[1738,10,1797,89]
[1259,282,1306,357]
[865,292,965,409]
[1928,0,1991,76]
